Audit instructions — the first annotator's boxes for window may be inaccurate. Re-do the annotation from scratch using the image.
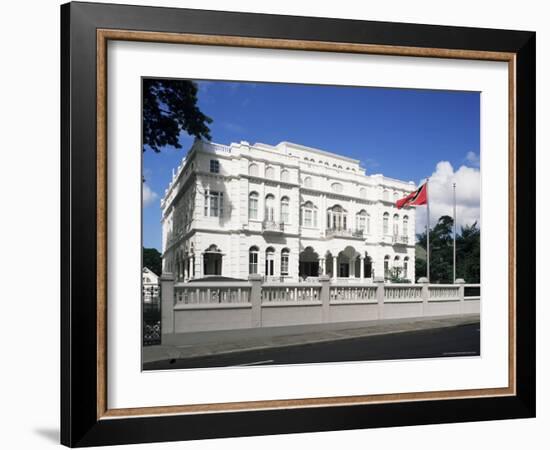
[359,187,367,199]
[265,194,275,222]
[384,255,390,278]
[331,182,343,193]
[265,247,275,276]
[281,249,290,276]
[249,246,259,274]
[393,214,399,235]
[265,166,275,179]
[356,210,369,233]
[281,196,290,223]
[301,201,318,227]
[327,205,347,230]
[204,190,223,217]
[403,215,409,236]
[280,169,290,182]
[209,159,220,173]
[383,212,389,235]
[304,176,313,188]
[249,192,259,220]
[404,257,409,279]
[248,163,259,176]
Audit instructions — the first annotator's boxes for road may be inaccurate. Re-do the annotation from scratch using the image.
[144,322,480,370]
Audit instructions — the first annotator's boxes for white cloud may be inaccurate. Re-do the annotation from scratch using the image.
[414,160,480,235]
[465,151,480,167]
[143,183,158,207]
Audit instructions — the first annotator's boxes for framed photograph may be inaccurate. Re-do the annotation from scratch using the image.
[61,1,535,447]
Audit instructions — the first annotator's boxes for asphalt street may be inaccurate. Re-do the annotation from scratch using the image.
[144,322,480,370]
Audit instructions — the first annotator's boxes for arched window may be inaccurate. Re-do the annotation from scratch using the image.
[248,163,259,176]
[383,190,390,201]
[393,191,399,201]
[280,196,290,223]
[280,169,290,182]
[403,256,410,279]
[393,214,400,236]
[265,166,275,179]
[301,201,318,228]
[281,248,290,276]
[383,212,389,235]
[265,194,275,222]
[356,210,370,234]
[403,215,409,237]
[359,187,367,199]
[304,176,313,188]
[394,255,401,278]
[327,205,347,230]
[265,247,275,276]
[248,192,259,220]
[249,246,259,274]
[384,255,390,278]
[331,182,343,193]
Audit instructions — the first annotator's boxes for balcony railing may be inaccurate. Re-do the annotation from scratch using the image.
[392,234,409,245]
[325,228,364,239]
[262,220,285,233]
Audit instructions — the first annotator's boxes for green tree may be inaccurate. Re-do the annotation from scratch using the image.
[143,247,162,276]
[143,79,213,153]
[456,222,480,283]
[415,215,480,283]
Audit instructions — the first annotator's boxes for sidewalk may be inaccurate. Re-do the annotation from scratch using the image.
[142,314,480,364]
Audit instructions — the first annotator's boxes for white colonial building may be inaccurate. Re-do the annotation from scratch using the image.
[161,140,417,283]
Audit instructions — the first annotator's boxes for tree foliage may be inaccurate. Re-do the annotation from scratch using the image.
[143,79,213,152]
[415,215,480,283]
[143,247,162,276]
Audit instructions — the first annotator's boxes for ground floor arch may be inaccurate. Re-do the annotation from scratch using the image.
[299,246,320,278]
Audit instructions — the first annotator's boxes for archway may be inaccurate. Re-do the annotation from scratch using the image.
[299,246,319,278]
[337,246,359,278]
[203,244,222,276]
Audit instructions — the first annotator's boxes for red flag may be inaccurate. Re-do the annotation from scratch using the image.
[396,183,428,209]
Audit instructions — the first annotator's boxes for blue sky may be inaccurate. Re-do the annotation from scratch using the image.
[143,81,480,251]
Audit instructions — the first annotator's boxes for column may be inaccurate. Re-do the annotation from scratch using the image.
[360,255,365,280]
[197,253,204,278]
[192,255,196,278]
[350,256,356,278]
[319,257,325,276]
[183,258,188,281]
[249,274,263,328]
[319,275,331,323]
[332,255,337,280]
[160,273,175,336]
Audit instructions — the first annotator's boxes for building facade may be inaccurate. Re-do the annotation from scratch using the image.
[142,267,160,303]
[161,140,417,283]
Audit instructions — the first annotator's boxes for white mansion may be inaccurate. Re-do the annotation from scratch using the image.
[161,140,417,283]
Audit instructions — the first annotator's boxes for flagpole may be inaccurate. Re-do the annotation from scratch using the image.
[426,178,430,282]
[453,182,457,283]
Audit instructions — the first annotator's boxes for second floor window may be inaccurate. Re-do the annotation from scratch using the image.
[281,197,290,223]
[204,190,223,217]
[249,192,259,220]
[209,159,220,173]
[383,212,389,235]
[301,201,318,228]
[265,195,275,222]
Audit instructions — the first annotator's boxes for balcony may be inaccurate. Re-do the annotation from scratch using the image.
[262,220,285,233]
[392,234,409,245]
[325,228,364,239]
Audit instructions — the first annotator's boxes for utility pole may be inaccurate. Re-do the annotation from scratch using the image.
[453,182,457,283]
